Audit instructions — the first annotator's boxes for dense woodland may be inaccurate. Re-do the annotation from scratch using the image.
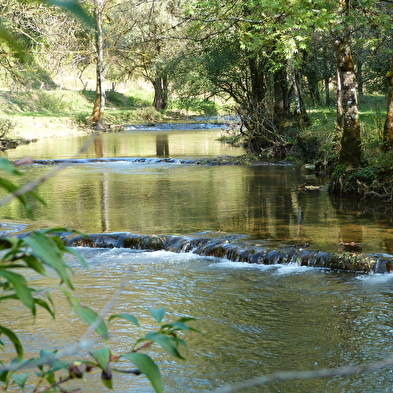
[1,0,393,197]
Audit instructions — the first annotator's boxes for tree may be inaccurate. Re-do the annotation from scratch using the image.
[0,3,201,391]
[383,51,393,149]
[86,0,108,126]
[110,0,184,111]
[333,0,362,167]
[178,0,322,153]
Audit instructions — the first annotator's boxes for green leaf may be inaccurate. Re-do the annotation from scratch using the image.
[62,290,108,339]
[92,348,111,371]
[26,189,46,205]
[0,158,22,176]
[63,246,88,269]
[142,332,185,360]
[22,255,47,276]
[162,321,204,335]
[101,374,113,389]
[108,313,140,327]
[0,325,23,361]
[0,179,33,218]
[12,372,29,390]
[123,353,163,393]
[37,229,88,268]
[150,307,165,323]
[34,298,55,318]
[23,233,73,289]
[0,271,34,313]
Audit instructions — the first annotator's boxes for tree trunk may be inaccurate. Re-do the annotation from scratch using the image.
[356,61,364,99]
[333,0,362,167]
[152,75,168,111]
[273,68,290,122]
[325,76,331,106]
[336,69,343,130]
[335,34,362,167]
[88,2,105,127]
[290,60,310,130]
[383,52,393,150]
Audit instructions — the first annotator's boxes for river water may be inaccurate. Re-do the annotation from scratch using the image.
[1,125,393,392]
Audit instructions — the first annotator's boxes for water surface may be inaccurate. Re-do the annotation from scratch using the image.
[1,125,393,392]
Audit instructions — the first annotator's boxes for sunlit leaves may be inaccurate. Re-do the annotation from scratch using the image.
[135,311,203,360]
[138,332,186,359]
[123,352,163,393]
[0,0,94,62]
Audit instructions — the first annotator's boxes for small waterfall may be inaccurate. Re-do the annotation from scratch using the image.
[64,232,393,274]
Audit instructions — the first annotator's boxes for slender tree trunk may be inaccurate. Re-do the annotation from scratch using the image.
[88,2,105,127]
[334,0,362,167]
[290,60,310,130]
[335,35,362,167]
[383,52,393,150]
[336,69,343,130]
[325,76,331,106]
[152,75,168,111]
[356,61,364,99]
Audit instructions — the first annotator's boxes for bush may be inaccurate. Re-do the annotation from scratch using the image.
[136,106,163,122]
[0,117,16,139]
[174,97,219,116]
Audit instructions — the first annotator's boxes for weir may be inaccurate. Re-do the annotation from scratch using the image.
[65,232,393,273]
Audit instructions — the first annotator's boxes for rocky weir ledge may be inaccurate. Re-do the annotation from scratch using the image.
[63,232,393,274]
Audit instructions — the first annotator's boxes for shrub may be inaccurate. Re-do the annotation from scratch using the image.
[0,117,16,139]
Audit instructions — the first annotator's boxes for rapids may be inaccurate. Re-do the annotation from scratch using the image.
[1,123,393,392]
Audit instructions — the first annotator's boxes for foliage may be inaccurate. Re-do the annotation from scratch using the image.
[136,106,163,123]
[0,118,16,139]
[0,158,201,392]
[173,98,219,116]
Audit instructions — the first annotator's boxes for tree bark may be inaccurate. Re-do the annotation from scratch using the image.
[334,0,362,167]
[383,52,393,150]
[88,1,105,127]
[336,69,343,130]
[335,36,362,166]
[273,68,290,121]
[290,60,310,130]
[152,75,168,111]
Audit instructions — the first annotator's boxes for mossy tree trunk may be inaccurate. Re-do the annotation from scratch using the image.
[334,0,362,167]
[383,53,393,150]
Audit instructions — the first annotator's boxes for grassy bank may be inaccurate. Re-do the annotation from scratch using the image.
[0,86,227,141]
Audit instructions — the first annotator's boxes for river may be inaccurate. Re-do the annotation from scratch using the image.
[1,124,393,392]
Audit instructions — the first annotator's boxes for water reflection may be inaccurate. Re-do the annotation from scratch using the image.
[1,128,393,253]
[156,134,169,157]
[2,127,393,392]
[3,128,242,160]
